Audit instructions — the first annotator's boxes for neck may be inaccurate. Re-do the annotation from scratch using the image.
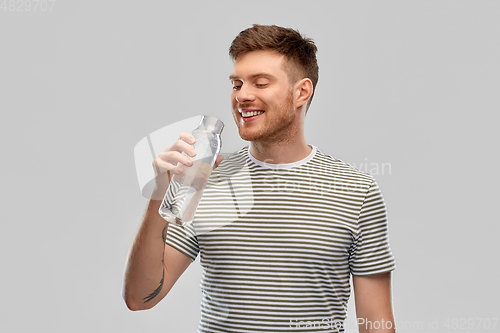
[249,122,311,164]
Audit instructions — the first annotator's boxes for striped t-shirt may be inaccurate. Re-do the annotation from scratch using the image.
[165,146,395,333]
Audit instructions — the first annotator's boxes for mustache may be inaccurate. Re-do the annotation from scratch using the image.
[234,103,266,110]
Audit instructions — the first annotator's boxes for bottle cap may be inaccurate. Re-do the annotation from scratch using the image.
[199,116,224,134]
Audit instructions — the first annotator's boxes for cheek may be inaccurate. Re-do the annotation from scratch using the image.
[230,93,238,106]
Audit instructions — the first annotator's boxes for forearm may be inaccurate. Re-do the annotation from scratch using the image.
[357,316,395,333]
[123,199,169,310]
[123,133,202,310]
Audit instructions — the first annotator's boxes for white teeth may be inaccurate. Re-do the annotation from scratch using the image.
[241,110,264,117]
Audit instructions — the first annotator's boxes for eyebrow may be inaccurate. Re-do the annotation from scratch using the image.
[229,73,276,81]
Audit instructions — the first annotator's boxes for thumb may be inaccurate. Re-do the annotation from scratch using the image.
[213,154,224,169]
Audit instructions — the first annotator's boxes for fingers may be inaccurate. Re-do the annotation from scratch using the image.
[170,132,197,157]
[178,132,196,145]
[151,132,200,199]
[153,151,190,174]
[153,133,197,176]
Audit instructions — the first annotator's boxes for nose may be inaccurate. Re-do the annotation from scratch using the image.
[235,84,255,104]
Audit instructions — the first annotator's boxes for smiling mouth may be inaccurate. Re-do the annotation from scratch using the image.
[241,110,264,118]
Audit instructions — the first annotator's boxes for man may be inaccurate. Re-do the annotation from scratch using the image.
[124,24,396,333]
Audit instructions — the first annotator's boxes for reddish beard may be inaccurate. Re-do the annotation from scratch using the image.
[233,90,296,143]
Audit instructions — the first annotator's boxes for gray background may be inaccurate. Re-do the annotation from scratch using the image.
[1,1,499,332]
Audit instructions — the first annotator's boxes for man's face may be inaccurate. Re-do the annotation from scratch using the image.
[230,50,299,143]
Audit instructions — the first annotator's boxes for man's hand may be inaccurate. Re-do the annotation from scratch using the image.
[150,133,224,200]
[151,132,197,200]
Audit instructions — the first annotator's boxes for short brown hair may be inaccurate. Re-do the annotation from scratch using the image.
[229,24,319,110]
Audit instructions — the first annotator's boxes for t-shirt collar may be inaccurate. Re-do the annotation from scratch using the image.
[247,145,317,170]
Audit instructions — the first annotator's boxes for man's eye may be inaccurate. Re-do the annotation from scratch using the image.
[256,84,267,88]
[231,80,243,90]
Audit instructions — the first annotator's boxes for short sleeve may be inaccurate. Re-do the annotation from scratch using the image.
[162,180,200,261]
[165,223,200,262]
[349,179,396,276]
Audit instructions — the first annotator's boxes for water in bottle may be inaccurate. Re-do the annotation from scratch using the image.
[159,116,224,227]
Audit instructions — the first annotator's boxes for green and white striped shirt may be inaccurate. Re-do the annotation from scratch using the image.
[165,146,395,333]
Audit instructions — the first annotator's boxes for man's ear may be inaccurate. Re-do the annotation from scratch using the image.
[294,78,313,109]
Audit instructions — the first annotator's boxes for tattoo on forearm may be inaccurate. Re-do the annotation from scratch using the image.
[161,222,168,243]
[143,268,164,303]
[143,223,169,303]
